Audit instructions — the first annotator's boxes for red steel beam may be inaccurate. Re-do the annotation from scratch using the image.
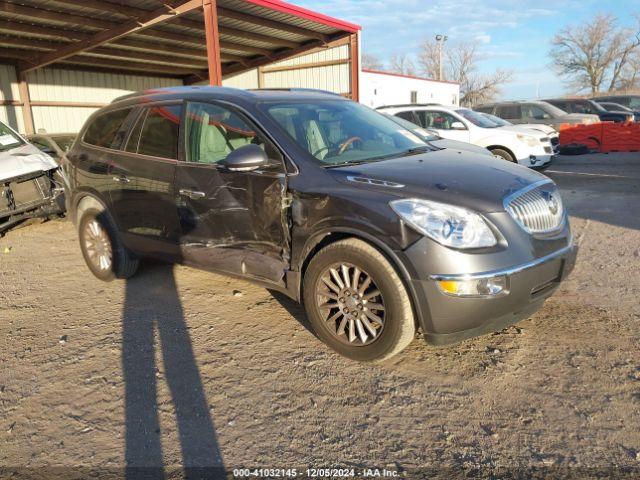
[203,0,222,86]
[349,33,360,102]
[19,0,204,73]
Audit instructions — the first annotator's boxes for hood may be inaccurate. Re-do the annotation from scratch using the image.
[0,143,58,182]
[560,113,600,124]
[429,138,494,157]
[329,149,546,214]
[502,124,557,136]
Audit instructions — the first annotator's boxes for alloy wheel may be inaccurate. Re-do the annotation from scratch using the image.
[84,219,112,272]
[315,262,386,346]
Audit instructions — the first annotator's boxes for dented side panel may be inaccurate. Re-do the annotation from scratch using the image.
[175,164,290,285]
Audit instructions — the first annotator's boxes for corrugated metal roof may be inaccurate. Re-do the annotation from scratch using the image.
[0,0,358,79]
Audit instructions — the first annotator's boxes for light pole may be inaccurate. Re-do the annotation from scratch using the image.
[435,34,448,81]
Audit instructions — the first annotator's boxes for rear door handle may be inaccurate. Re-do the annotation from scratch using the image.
[179,189,206,199]
[113,175,130,183]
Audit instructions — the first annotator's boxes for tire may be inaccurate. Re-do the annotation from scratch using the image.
[303,238,416,362]
[490,148,516,162]
[78,208,139,281]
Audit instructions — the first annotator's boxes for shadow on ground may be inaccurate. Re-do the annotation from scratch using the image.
[122,263,225,479]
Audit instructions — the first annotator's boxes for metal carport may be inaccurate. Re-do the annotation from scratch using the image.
[0,0,361,134]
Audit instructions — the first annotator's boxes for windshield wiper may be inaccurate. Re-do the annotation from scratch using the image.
[403,145,433,155]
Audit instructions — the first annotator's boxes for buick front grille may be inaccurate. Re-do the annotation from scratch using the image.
[504,181,564,234]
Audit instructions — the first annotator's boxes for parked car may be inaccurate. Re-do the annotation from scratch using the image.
[480,112,560,154]
[27,132,76,164]
[382,113,495,158]
[543,98,634,123]
[66,87,577,361]
[377,104,555,167]
[475,101,599,130]
[592,94,640,110]
[595,102,640,122]
[0,120,65,236]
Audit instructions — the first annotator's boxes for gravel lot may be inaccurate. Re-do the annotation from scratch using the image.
[1,153,639,478]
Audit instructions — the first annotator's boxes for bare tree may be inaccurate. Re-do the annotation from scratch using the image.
[361,53,384,71]
[617,45,640,91]
[550,14,640,93]
[388,54,416,76]
[416,39,440,79]
[417,40,513,106]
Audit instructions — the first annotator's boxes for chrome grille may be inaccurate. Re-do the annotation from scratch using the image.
[504,181,564,233]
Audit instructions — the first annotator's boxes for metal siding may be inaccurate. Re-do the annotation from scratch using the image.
[1,65,182,133]
[0,64,25,132]
[26,68,181,103]
[222,70,260,89]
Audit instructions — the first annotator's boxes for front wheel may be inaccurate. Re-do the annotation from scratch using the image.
[78,208,139,281]
[490,148,516,162]
[303,238,416,362]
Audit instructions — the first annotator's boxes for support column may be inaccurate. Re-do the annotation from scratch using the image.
[349,32,360,102]
[257,66,265,89]
[17,70,35,135]
[203,0,222,86]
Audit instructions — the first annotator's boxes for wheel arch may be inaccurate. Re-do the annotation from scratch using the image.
[295,228,429,332]
[486,145,516,160]
[72,192,108,227]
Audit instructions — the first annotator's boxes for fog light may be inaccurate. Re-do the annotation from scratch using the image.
[437,276,507,297]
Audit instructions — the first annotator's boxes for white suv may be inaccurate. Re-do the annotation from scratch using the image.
[377,105,555,167]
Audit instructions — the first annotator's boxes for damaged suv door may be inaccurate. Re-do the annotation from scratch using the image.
[176,101,290,284]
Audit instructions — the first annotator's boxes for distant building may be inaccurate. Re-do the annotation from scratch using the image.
[360,69,460,109]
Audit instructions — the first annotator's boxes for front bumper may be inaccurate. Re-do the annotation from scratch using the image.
[400,236,577,345]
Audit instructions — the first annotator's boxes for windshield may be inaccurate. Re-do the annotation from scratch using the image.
[0,121,24,152]
[456,109,499,128]
[482,112,511,126]
[262,100,426,166]
[384,114,440,141]
[628,98,640,109]
[540,102,568,116]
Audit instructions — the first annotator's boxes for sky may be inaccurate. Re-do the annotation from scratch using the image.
[293,0,638,100]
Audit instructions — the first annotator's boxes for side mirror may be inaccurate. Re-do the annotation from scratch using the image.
[451,121,466,130]
[220,144,269,172]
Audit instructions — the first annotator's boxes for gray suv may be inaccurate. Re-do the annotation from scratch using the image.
[66,87,577,361]
[476,101,599,130]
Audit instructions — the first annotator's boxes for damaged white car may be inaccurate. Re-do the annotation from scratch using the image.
[0,120,65,236]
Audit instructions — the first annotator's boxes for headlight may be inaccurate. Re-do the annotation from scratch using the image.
[517,134,539,146]
[390,198,497,249]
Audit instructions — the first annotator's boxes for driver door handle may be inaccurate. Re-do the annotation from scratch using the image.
[179,189,206,199]
[113,174,130,183]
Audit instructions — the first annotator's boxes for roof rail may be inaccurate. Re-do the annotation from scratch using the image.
[248,88,342,96]
[375,103,442,110]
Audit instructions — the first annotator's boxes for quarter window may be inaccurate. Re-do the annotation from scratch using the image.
[137,104,182,159]
[83,108,132,148]
[185,102,277,165]
[418,111,460,130]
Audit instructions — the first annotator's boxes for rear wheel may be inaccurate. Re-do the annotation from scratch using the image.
[303,238,415,362]
[490,147,516,162]
[78,208,139,281]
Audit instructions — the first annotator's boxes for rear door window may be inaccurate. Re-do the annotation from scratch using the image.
[136,104,182,159]
[419,111,459,130]
[496,104,521,119]
[395,111,419,124]
[522,104,549,120]
[84,108,133,148]
[124,109,147,153]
